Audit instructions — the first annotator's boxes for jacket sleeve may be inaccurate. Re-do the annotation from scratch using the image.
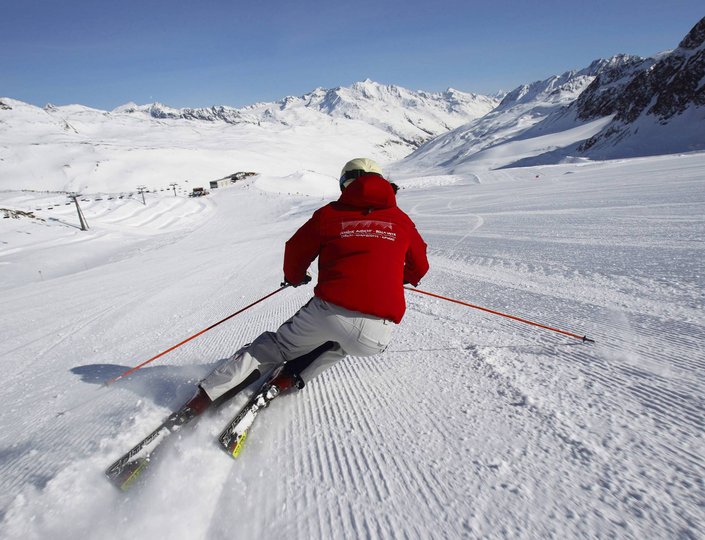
[284,211,321,285]
[403,224,429,286]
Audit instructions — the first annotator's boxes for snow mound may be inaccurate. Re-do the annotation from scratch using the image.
[254,170,340,198]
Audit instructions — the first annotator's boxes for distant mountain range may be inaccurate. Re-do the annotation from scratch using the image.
[113,81,498,148]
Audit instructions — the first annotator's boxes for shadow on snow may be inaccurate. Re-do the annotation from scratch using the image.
[69,360,224,410]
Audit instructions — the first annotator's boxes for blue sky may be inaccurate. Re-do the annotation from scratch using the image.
[2,1,703,110]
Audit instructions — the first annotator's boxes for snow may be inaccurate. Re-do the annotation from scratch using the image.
[1,94,704,539]
[255,170,339,198]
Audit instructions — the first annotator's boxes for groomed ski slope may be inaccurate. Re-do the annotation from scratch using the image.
[0,153,703,539]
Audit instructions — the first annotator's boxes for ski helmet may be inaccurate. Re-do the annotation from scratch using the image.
[339,158,384,190]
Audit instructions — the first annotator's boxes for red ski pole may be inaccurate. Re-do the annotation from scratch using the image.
[105,285,290,386]
[404,286,594,343]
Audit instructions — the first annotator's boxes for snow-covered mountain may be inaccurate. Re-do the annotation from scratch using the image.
[115,80,498,147]
[395,16,705,175]
[275,80,497,146]
[392,55,639,174]
[494,58,625,112]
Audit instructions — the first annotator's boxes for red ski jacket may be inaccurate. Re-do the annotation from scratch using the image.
[284,174,429,323]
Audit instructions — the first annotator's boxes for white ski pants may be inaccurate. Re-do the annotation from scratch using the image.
[200,296,394,401]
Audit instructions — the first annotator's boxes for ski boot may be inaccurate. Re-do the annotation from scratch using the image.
[168,386,213,428]
[266,370,305,398]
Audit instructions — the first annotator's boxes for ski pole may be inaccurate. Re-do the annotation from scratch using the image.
[404,286,594,343]
[105,284,290,386]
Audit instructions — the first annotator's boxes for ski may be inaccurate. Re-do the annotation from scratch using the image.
[216,345,325,457]
[218,371,290,458]
[105,405,200,491]
[217,384,277,458]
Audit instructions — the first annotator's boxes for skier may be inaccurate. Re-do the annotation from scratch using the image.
[181,158,429,416]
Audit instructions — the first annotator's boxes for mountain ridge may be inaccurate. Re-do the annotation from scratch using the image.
[110,80,499,148]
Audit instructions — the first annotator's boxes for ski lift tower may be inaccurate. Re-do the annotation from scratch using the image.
[137,185,147,205]
[169,182,178,196]
[67,193,89,231]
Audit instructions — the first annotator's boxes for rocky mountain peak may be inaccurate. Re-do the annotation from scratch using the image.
[575,55,652,121]
[678,16,705,50]
[494,57,629,112]
[579,16,705,153]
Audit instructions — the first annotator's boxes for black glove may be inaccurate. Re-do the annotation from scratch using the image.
[283,272,312,288]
